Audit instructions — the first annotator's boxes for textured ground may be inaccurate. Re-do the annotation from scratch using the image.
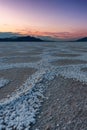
[0,68,37,99]
[0,42,87,130]
[31,76,87,130]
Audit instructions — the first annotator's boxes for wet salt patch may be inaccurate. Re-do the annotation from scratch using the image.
[0,78,10,88]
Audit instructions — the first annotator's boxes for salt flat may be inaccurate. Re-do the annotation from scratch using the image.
[0,42,87,130]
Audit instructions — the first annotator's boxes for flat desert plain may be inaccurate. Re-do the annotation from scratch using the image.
[0,42,87,130]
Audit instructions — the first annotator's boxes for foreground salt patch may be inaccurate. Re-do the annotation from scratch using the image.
[0,78,9,88]
[0,69,50,130]
[0,63,87,129]
[0,42,87,129]
[0,66,56,130]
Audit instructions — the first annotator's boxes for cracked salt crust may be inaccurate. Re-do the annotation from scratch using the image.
[0,42,87,129]
[0,78,9,88]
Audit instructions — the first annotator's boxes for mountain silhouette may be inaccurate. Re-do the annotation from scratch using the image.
[0,36,44,42]
[76,37,87,42]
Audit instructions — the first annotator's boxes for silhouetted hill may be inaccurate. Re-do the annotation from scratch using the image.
[0,36,44,42]
[76,37,87,42]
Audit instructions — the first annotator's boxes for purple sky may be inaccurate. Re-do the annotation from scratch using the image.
[0,0,87,39]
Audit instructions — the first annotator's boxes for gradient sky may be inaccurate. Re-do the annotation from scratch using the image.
[0,0,87,39]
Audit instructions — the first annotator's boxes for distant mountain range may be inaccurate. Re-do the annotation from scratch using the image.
[0,36,44,42]
[0,33,87,42]
[76,37,87,42]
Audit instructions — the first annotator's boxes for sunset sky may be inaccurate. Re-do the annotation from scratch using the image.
[0,0,87,40]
